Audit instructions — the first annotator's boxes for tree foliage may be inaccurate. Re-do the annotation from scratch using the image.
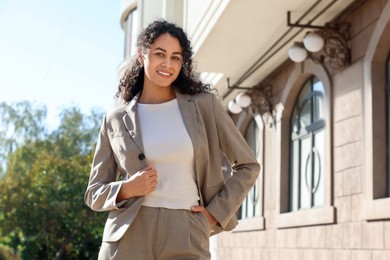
[0,101,47,175]
[0,101,107,259]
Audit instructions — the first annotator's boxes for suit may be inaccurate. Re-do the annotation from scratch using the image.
[84,89,260,242]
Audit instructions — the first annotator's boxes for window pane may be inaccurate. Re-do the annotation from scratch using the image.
[290,140,299,211]
[298,81,310,105]
[291,108,299,135]
[313,129,325,207]
[239,118,260,219]
[300,135,312,209]
[300,99,312,129]
[313,78,324,93]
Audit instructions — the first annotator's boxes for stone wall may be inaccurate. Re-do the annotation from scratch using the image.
[216,0,390,259]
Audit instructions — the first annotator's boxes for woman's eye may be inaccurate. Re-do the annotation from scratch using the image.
[156,53,164,57]
[172,56,181,61]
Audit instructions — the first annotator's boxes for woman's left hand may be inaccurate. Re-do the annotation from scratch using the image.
[190,205,217,228]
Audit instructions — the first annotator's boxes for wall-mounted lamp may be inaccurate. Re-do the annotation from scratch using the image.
[226,78,273,116]
[287,11,351,70]
[228,92,251,114]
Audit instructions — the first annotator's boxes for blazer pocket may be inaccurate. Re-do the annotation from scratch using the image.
[108,131,138,163]
[109,130,132,139]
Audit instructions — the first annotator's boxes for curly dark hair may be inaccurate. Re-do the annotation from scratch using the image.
[116,19,210,102]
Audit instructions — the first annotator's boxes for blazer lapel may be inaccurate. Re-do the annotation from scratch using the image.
[176,90,205,205]
[123,93,145,153]
[175,91,198,154]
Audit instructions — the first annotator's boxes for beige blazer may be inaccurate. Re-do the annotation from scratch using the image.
[84,89,260,242]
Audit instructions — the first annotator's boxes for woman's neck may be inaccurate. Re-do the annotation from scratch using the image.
[138,85,176,104]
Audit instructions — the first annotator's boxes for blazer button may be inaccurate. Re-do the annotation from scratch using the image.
[138,153,145,160]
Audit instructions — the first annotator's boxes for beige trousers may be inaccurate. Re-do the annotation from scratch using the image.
[98,206,211,260]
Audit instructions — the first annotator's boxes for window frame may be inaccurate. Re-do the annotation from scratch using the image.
[232,113,265,232]
[275,60,335,229]
[362,1,390,221]
[289,76,326,212]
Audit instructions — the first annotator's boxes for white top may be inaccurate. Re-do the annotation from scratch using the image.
[137,98,199,209]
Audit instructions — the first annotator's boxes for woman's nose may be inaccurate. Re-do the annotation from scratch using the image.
[162,58,172,68]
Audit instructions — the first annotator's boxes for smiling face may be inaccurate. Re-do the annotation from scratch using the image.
[140,33,183,93]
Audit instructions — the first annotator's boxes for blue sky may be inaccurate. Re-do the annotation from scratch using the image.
[0,0,124,127]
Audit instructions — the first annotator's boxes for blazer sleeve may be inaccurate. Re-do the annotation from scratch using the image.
[84,116,125,212]
[205,94,261,228]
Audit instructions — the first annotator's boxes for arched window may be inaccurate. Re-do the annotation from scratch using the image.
[238,118,261,219]
[362,3,390,220]
[289,76,325,211]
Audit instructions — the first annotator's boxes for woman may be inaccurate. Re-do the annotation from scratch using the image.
[84,20,260,260]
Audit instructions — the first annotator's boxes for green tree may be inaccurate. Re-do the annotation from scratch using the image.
[0,101,47,175]
[0,102,107,259]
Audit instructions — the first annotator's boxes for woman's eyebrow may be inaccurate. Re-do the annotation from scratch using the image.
[154,47,182,56]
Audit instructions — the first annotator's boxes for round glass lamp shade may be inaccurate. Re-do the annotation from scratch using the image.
[288,42,308,62]
[303,32,324,52]
[235,93,251,108]
[228,100,243,114]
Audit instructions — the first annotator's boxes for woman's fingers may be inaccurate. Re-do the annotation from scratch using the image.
[190,205,205,212]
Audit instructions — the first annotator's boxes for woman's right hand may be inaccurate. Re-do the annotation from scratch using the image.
[117,163,158,201]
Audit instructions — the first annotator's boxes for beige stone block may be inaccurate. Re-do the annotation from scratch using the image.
[227,232,235,248]
[301,249,316,260]
[242,248,253,260]
[258,231,266,248]
[351,194,364,222]
[373,250,390,260]
[385,221,390,249]
[362,221,385,249]
[279,249,301,260]
[334,58,363,88]
[269,249,279,259]
[335,196,352,223]
[275,229,286,248]
[237,234,246,246]
[252,248,262,260]
[219,235,227,249]
[342,222,362,249]
[351,250,372,260]
[316,250,333,260]
[309,226,326,249]
[285,228,298,248]
[326,224,343,249]
[279,249,291,260]
[333,62,363,120]
[262,249,271,260]
[335,171,344,198]
[265,229,275,248]
[231,247,244,260]
[298,227,311,248]
[343,166,363,195]
[334,141,363,172]
[264,210,275,228]
[334,89,363,122]
[245,232,257,248]
[351,22,376,63]
[333,116,363,147]
[333,249,352,260]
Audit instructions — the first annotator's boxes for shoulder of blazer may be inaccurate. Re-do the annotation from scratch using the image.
[189,91,218,105]
[104,103,129,125]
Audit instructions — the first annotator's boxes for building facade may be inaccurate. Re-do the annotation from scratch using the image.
[119,0,390,259]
